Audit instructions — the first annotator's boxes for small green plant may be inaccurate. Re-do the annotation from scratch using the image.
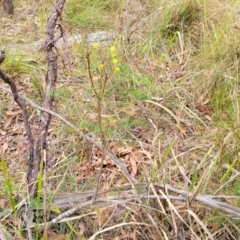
[1,159,16,210]
[86,43,120,198]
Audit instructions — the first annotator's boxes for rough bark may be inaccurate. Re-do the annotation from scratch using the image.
[0,0,66,196]
[26,0,66,195]
[3,0,14,14]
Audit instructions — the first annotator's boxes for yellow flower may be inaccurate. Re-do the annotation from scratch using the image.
[110,46,116,52]
[114,67,120,72]
[111,119,118,126]
[112,58,118,65]
[99,64,104,68]
[111,53,116,58]
[92,43,99,49]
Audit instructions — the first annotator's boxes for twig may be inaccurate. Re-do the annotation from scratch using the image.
[0,223,14,240]
[0,65,35,194]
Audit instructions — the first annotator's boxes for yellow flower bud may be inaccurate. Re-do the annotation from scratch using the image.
[92,43,99,49]
[112,58,118,65]
[110,46,116,52]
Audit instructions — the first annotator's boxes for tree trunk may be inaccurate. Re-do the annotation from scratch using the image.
[3,0,14,14]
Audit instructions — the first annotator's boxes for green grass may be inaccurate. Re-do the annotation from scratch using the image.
[1,159,16,210]
[65,0,117,30]
[1,0,240,239]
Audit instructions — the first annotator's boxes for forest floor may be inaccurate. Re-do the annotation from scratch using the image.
[0,0,240,239]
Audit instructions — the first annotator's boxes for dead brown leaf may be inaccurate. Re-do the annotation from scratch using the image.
[6,110,22,118]
[121,229,135,239]
[204,115,212,122]
[221,113,228,121]
[98,206,114,227]
[196,104,212,113]
[78,221,86,236]
[47,233,67,240]
[0,199,6,208]
[128,154,138,177]
[117,146,133,157]
[1,142,8,155]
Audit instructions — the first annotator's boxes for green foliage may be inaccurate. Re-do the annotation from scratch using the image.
[2,55,37,74]
[160,0,201,38]
[1,159,16,210]
[54,86,72,98]
[65,0,114,29]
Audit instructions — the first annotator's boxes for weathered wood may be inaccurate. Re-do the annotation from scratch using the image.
[3,0,14,14]
[0,31,115,53]
[27,0,66,195]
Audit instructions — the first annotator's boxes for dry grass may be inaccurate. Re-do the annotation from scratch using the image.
[0,0,240,239]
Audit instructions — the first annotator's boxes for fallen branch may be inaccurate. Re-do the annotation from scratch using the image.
[42,184,240,224]
[6,183,239,231]
[0,31,115,53]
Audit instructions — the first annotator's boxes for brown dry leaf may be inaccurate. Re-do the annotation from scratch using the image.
[6,110,22,118]
[175,110,182,119]
[117,146,133,157]
[121,106,138,116]
[0,199,6,208]
[107,141,119,155]
[180,128,187,138]
[203,98,210,105]
[178,166,190,184]
[93,147,103,158]
[99,206,114,227]
[204,115,212,122]
[11,217,22,227]
[209,69,215,76]
[4,118,13,129]
[1,142,8,155]
[1,220,9,226]
[121,230,134,239]
[128,154,138,177]
[92,76,99,82]
[196,104,212,113]
[137,150,153,160]
[78,221,86,236]
[221,113,228,121]
[47,233,67,240]
[0,130,6,136]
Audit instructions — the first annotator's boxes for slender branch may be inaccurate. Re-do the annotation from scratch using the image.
[27,0,66,195]
[0,69,35,184]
